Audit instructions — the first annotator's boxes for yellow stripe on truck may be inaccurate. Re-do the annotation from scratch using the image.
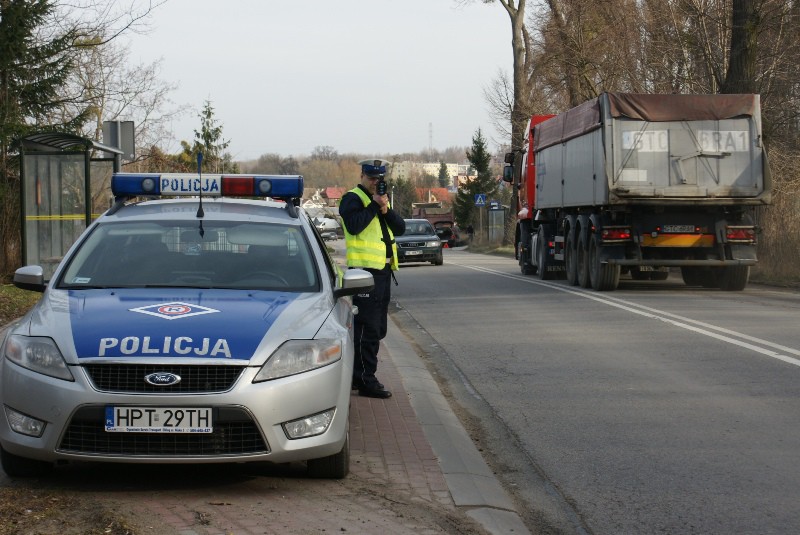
[642,234,715,247]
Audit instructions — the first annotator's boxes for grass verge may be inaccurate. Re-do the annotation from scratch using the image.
[0,284,41,326]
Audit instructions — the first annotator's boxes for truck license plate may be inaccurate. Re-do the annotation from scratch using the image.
[105,406,213,433]
[662,225,695,233]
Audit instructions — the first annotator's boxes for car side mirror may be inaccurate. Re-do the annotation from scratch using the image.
[13,265,46,293]
[333,268,375,299]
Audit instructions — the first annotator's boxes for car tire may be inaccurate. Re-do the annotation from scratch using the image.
[306,431,349,479]
[0,446,52,477]
[433,252,443,266]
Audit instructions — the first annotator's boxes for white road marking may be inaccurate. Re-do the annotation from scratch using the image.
[460,264,800,368]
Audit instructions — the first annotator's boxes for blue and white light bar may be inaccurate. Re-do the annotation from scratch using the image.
[111,173,304,199]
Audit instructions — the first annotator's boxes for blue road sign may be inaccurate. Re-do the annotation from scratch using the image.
[474,193,486,207]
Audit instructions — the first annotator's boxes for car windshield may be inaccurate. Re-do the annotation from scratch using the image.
[402,222,435,236]
[58,221,319,292]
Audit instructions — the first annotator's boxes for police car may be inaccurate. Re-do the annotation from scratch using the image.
[0,172,373,479]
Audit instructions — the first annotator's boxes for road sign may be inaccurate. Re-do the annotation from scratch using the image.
[474,194,486,207]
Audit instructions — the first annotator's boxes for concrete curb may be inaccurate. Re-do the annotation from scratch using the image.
[384,320,531,535]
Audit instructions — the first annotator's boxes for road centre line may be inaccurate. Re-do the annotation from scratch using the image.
[460,264,800,369]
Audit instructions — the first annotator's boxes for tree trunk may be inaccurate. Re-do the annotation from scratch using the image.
[722,0,760,94]
[495,0,529,245]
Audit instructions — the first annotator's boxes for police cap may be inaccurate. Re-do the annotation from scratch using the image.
[358,158,389,178]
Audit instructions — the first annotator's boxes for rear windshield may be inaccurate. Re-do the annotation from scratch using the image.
[58,221,319,292]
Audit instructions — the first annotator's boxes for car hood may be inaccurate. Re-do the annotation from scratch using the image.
[22,288,333,364]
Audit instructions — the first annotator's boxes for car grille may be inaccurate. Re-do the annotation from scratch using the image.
[58,406,269,456]
[83,364,246,393]
[398,241,427,248]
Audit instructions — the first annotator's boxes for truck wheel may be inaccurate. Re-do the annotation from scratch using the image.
[719,266,749,291]
[536,227,554,280]
[681,267,703,286]
[588,235,620,291]
[683,267,719,288]
[630,267,650,280]
[649,269,670,281]
[576,230,591,288]
[565,230,578,285]
[519,248,536,275]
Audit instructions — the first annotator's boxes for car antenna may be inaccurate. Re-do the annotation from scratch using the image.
[196,152,205,237]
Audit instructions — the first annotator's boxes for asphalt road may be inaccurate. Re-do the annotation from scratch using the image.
[392,248,800,535]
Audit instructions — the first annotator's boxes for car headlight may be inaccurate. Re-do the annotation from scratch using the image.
[4,335,74,381]
[427,241,441,247]
[253,339,342,382]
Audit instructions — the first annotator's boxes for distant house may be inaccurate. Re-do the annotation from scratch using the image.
[411,203,454,226]
[321,187,347,207]
[415,188,451,204]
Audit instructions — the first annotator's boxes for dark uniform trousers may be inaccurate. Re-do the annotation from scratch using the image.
[352,264,392,389]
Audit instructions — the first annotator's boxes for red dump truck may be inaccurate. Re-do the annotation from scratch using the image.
[504,92,771,291]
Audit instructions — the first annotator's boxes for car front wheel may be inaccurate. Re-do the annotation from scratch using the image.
[0,446,52,477]
[307,432,349,479]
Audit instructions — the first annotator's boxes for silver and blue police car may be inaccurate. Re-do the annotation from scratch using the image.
[0,173,373,479]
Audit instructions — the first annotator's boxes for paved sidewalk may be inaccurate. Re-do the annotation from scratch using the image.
[1,287,531,534]
[378,318,531,535]
[95,324,530,535]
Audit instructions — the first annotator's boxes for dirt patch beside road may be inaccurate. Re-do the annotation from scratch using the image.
[1,460,485,535]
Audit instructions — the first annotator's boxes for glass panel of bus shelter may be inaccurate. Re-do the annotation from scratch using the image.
[90,159,114,219]
[23,153,86,279]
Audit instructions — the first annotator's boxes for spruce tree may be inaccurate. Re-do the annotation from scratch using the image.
[190,100,233,173]
[0,0,87,179]
[455,128,496,230]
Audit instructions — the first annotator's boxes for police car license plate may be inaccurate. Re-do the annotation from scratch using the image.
[105,406,213,433]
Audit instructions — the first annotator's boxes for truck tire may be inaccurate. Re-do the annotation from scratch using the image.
[630,267,650,280]
[681,267,717,288]
[719,265,749,291]
[565,230,578,285]
[588,235,620,291]
[577,229,592,288]
[536,227,554,280]
[649,269,670,281]
[680,267,702,286]
[519,248,536,275]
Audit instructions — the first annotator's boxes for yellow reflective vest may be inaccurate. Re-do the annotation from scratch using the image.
[343,187,399,271]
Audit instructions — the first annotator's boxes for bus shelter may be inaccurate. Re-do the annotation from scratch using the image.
[16,133,123,278]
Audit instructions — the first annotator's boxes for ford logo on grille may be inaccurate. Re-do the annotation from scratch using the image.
[145,372,181,386]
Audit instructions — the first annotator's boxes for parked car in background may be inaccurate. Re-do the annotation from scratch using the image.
[320,230,338,241]
[395,219,443,266]
[433,221,462,248]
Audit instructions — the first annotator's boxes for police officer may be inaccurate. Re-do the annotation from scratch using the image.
[339,159,405,399]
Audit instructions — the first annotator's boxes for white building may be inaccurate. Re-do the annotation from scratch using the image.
[389,161,474,189]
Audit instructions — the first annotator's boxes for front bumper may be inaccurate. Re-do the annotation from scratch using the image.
[397,245,442,263]
[0,357,351,465]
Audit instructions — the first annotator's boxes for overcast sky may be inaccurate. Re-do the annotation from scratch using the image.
[125,0,512,161]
